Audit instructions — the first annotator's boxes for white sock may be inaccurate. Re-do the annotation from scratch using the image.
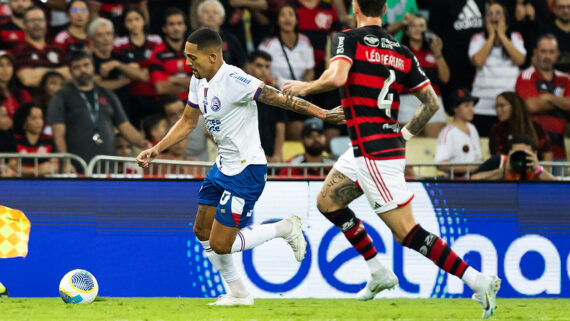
[230,224,277,253]
[366,256,386,275]
[461,266,481,291]
[200,240,249,297]
[274,219,293,237]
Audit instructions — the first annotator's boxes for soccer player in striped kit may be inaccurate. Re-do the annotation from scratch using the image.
[283,0,501,318]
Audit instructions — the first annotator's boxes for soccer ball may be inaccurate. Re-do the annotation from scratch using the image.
[59,269,99,304]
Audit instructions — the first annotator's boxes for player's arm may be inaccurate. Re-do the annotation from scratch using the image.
[401,85,440,139]
[257,84,345,124]
[137,105,201,168]
[282,59,351,96]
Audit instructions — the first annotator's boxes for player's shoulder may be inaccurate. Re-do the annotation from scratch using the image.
[223,64,261,87]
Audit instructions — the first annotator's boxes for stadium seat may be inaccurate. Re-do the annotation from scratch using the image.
[479,137,490,160]
[282,141,305,161]
[406,137,437,178]
[566,138,570,161]
[330,136,351,157]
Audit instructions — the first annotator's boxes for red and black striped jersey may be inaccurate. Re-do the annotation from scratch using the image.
[54,30,90,52]
[114,34,162,97]
[148,42,192,100]
[0,20,25,51]
[330,26,430,160]
[13,41,67,70]
[14,133,54,166]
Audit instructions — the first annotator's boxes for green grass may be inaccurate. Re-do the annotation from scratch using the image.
[0,298,569,321]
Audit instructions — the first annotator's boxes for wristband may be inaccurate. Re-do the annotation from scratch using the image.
[401,127,414,141]
[535,165,543,176]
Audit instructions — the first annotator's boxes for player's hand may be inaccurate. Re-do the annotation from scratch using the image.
[136,147,159,168]
[282,80,308,96]
[324,106,346,125]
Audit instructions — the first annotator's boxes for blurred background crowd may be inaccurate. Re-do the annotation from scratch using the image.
[0,0,569,180]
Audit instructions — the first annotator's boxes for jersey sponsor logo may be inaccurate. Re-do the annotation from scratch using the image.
[454,0,483,31]
[380,38,400,49]
[211,96,221,112]
[229,72,252,85]
[206,119,221,132]
[382,123,400,133]
[336,36,345,54]
[363,35,380,48]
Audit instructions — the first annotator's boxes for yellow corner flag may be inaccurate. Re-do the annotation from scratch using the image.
[0,205,31,258]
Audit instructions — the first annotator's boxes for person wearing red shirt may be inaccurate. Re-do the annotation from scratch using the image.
[515,34,570,173]
[54,0,91,53]
[0,51,31,119]
[0,0,32,51]
[148,8,191,101]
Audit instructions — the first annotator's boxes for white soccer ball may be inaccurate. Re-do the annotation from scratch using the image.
[59,269,99,304]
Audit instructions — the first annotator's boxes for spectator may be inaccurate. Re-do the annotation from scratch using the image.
[383,0,418,41]
[54,0,90,53]
[89,0,149,35]
[515,34,570,174]
[197,0,246,68]
[88,17,146,126]
[543,0,570,72]
[0,0,32,51]
[279,118,335,177]
[472,134,556,180]
[0,51,31,119]
[10,102,58,176]
[435,88,482,177]
[141,113,166,146]
[114,7,163,127]
[512,0,550,68]
[399,13,449,138]
[218,0,268,52]
[162,95,209,162]
[429,0,485,97]
[489,91,553,161]
[14,7,71,89]
[36,71,64,113]
[114,133,141,174]
[258,4,313,141]
[147,0,189,35]
[148,8,192,100]
[0,118,17,176]
[245,50,286,163]
[47,50,148,164]
[469,2,526,137]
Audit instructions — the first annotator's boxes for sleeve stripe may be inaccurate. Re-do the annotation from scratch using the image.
[409,79,431,93]
[329,55,353,65]
[253,85,263,101]
[187,100,199,109]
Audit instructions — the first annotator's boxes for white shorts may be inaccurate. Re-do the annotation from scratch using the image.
[398,94,446,124]
[333,149,414,214]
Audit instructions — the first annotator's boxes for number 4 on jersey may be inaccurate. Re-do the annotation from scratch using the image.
[377,70,395,118]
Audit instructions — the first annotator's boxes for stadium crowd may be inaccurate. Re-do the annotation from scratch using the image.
[0,0,569,180]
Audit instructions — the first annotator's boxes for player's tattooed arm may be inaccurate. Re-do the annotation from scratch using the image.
[405,85,440,136]
[257,84,346,125]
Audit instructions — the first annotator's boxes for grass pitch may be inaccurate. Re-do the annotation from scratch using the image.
[0,298,568,321]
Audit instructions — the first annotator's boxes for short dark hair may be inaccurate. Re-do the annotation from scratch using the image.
[186,28,222,51]
[142,114,165,140]
[24,6,44,19]
[247,50,272,64]
[68,50,93,67]
[512,135,537,151]
[356,0,386,17]
[13,102,43,135]
[535,33,558,49]
[66,0,88,13]
[163,7,186,27]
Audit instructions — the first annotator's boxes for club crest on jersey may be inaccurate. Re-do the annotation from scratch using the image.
[363,35,380,47]
[211,96,221,112]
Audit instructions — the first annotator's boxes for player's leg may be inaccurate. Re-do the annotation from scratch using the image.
[195,166,251,305]
[364,158,500,318]
[317,150,396,300]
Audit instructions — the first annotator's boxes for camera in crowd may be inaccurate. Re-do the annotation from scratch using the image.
[509,150,529,174]
[423,30,437,44]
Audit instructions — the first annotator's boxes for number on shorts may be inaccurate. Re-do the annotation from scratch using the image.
[377,70,395,118]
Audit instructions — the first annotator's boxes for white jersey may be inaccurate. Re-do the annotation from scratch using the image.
[435,123,482,163]
[187,63,267,176]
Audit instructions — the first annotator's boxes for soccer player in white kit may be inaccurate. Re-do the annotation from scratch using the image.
[137,28,345,306]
